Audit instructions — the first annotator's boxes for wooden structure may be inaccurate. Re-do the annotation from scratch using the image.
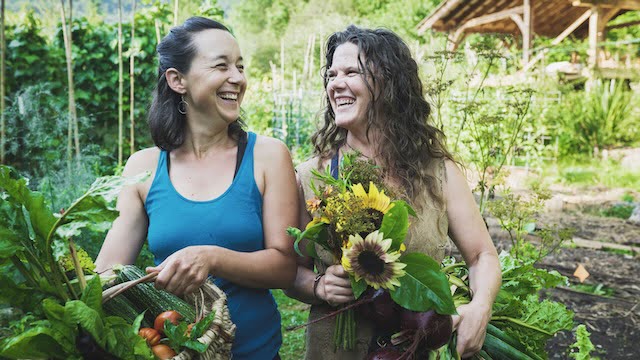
[417,0,640,71]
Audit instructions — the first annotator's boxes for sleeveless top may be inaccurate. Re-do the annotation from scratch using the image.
[296,155,452,360]
[145,132,281,360]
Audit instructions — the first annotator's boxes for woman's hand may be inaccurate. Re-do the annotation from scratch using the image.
[316,265,354,306]
[146,245,215,296]
[452,300,492,358]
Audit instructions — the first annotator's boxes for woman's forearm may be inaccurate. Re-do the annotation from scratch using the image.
[467,251,502,308]
[284,265,324,305]
[209,246,297,289]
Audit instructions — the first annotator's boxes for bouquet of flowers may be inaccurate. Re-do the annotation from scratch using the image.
[288,154,456,353]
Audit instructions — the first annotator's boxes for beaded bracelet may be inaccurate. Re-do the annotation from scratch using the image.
[312,273,325,300]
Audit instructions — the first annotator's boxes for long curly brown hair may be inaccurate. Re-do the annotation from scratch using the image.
[312,25,454,207]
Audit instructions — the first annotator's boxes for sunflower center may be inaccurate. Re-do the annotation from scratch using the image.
[357,250,385,275]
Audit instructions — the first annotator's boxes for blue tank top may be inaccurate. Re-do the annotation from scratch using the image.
[145,132,281,359]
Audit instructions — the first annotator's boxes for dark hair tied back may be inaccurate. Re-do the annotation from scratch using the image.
[148,17,245,151]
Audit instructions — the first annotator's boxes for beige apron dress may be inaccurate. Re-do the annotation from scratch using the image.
[296,156,452,359]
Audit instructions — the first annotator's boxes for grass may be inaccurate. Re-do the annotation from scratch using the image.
[538,157,640,189]
[274,289,308,359]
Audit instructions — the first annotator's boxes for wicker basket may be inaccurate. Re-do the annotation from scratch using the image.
[102,272,236,360]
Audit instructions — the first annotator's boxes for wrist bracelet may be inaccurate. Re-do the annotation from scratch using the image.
[312,273,325,300]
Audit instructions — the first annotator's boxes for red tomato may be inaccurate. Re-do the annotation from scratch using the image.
[154,310,183,335]
[138,327,161,346]
[151,344,177,359]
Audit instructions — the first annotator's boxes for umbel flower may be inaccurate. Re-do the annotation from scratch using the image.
[341,230,406,290]
[351,182,393,215]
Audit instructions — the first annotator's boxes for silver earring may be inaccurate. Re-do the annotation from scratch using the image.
[178,95,188,115]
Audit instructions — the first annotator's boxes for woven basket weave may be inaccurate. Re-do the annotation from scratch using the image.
[102,272,235,359]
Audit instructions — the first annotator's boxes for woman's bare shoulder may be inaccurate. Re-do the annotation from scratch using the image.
[122,147,161,177]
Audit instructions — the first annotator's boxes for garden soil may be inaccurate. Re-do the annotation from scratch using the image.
[484,182,640,359]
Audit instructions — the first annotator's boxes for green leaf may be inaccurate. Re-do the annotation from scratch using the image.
[291,221,329,259]
[0,326,67,359]
[0,166,56,247]
[391,252,456,314]
[0,229,22,258]
[190,312,215,340]
[42,299,78,355]
[523,222,536,233]
[164,320,189,352]
[81,275,104,313]
[380,201,409,252]
[183,339,208,353]
[350,276,367,299]
[64,300,106,348]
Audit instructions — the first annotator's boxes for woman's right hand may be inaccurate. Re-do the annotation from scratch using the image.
[316,265,354,306]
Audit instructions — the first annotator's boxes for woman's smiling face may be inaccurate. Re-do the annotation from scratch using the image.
[326,42,374,132]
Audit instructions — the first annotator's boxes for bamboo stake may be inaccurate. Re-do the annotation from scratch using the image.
[60,0,79,165]
[117,0,124,167]
[154,19,161,45]
[280,39,285,92]
[173,0,178,26]
[129,0,136,156]
[1,0,5,164]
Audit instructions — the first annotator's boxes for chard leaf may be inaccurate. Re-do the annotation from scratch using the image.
[64,300,106,348]
[0,166,56,248]
[81,275,103,314]
[380,201,409,252]
[0,229,23,258]
[55,173,149,241]
[392,252,456,314]
[183,339,207,353]
[0,325,67,359]
[0,272,44,311]
[104,316,153,360]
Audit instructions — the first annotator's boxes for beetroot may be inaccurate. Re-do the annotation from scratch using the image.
[364,346,404,360]
[357,288,401,332]
[400,309,453,351]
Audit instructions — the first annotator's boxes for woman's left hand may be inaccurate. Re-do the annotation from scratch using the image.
[146,245,214,296]
[452,301,491,358]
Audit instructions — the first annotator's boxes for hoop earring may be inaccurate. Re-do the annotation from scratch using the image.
[178,95,188,115]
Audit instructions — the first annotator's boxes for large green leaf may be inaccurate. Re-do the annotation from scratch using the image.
[391,252,456,314]
[81,275,104,314]
[64,300,106,348]
[0,326,67,359]
[55,173,149,241]
[379,201,409,252]
[0,166,56,246]
[42,299,78,355]
[0,229,22,258]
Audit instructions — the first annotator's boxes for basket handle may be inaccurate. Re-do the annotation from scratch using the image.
[102,271,158,304]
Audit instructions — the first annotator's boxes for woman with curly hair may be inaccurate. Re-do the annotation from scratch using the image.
[285,25,501,359]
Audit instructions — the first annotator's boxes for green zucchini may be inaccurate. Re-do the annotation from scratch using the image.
[113,265,196,323]
[486,323,544,360]
[103,295,152,328]
[482,333,538,360]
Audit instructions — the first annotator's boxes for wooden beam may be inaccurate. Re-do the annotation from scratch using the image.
[510,14,525,33]
[523,9,593,71]
[457,5,524,29]
[573,0,640,10]
[523,0,533,64]
[416,0,463,34]
[553,9,593,45]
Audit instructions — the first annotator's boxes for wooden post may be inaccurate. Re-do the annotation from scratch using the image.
[523,0,533,65]
[117,0,123,167]
[588,5,602,69]
[129,0,136,155]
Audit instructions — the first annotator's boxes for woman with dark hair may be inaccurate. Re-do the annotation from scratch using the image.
[285,25,501,359]
[95,17,297,359]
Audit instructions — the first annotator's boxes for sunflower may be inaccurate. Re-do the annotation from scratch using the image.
[351,182,394,214]
[341,230,406,291]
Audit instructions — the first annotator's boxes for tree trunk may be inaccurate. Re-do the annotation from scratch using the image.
[60,0,80,164]
[173,0,178,26]
[129,0,136,155]
[117,0,124,167]
[1,0,5,164]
